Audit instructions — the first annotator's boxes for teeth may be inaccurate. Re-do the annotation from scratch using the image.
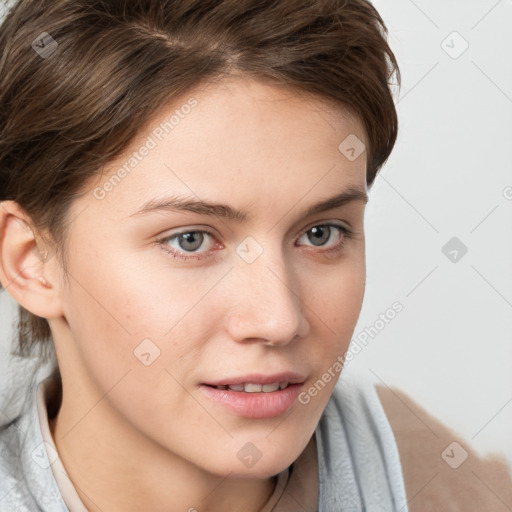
[213,382,290,392]
[262,383,280,392]
[244,383,262,393]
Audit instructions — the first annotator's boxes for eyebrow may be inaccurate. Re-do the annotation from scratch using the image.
[128,187,368,222]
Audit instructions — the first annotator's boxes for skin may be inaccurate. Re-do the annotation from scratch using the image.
[0,74,368,512]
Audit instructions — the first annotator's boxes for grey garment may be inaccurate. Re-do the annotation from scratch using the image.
[0,378,67,512]
[0,369,408,512]
[316,372,408,511]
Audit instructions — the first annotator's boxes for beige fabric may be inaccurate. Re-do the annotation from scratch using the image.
[377,385,512,511]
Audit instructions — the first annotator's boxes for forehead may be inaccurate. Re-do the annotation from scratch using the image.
[184,74,366,145]
[78,75,368,220]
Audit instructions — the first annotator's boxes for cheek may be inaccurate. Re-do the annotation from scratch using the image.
[58,260,204,430]
[60,251,224,381]
[301,256,365,409]
[310,258,366,336]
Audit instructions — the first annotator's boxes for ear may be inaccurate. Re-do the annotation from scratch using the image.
[0,200,64,318]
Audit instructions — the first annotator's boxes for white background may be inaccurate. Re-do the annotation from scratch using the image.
[348,0,512,468]
[1,0,511,470]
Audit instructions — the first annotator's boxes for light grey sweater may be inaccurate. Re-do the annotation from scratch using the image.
[0,368,408,511]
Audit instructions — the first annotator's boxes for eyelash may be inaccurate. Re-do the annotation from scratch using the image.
[157,223,354,262]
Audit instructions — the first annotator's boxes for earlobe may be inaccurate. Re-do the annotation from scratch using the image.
[0,200,63,318]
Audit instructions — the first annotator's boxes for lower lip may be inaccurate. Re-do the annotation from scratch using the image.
[199,384,303,419]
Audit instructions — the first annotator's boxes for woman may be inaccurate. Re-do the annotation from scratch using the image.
[3,1,505,511]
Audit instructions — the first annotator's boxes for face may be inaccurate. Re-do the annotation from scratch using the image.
[50,75,368,478]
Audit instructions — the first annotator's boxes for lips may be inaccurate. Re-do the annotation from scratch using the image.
[200,372,306,418]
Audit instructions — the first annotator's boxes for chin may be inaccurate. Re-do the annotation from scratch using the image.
[200,436,308,479]
[214,458,296,480]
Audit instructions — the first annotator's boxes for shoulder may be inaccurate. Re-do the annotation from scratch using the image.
[376,384,512,511]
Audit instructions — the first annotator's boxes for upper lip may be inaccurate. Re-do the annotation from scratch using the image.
[203,372,306,387]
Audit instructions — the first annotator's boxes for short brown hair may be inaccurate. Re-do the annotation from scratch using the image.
[0,0,400,369]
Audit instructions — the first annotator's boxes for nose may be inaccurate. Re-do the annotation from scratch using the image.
[225,247,310,346]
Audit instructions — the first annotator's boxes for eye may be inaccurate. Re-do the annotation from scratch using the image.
[157,223,353,262]
[296,223,352,253]
[158,230,218,261]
